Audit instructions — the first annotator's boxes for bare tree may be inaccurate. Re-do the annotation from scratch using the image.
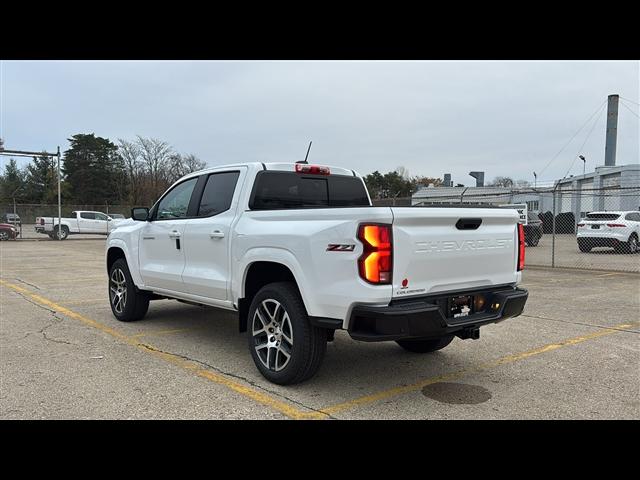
[137,136,173,200]
[395,166,410,180]
[166,153,207,184]
[489,176,515,187]
[515,179,531,188]
[117,139,144,204]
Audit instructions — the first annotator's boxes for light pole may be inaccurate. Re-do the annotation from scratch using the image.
[533,171,537,189]
[579,155,586,176]
[11,185,23,238]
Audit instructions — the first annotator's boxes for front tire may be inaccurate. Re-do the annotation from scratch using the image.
[248,282,327,385]
[396,335,455,353]
[109,258,150,322]
[623,234,638,254]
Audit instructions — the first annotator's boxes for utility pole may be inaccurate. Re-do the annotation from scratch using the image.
[57,146,61,240]
[0,146,61,239]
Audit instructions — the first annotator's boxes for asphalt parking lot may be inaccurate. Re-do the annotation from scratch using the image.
[1,239,639,419]
[526,234,640,273]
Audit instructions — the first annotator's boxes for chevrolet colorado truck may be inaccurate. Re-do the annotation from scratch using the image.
[36,211,126,239]
[106,162,528,384]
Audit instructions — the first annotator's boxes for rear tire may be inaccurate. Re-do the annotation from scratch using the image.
[109,258,150,322]
[396,335,455,353]
[578,241,591,252]
[54,225,69,240]
[248,282,327,385]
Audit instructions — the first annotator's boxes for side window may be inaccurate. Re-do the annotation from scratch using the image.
[197,171,240,217]
[156,178,198,220]
[80,212,96,220]
[95,213,109,221]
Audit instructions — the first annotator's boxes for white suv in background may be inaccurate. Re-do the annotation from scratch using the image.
[577,211,640,254]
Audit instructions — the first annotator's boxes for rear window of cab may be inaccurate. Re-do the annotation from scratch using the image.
[249,171,370,210]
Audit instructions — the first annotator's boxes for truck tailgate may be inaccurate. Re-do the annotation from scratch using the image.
[391,207,520,298]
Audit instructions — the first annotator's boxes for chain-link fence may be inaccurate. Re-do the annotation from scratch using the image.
[4,186,640,273]
[0,203,134,239]
[374,184,640,273]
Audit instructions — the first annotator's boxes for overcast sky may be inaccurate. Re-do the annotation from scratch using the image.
[1,60,638,186]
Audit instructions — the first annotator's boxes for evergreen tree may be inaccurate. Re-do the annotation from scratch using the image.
[0,158,27,202]
[23,154,58,203]
[62,133,124,204]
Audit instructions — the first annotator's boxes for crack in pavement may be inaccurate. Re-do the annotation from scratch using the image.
[137,343,335,420]
[9,290,78,345]
[14,277,41,290]
[521,314,640,335]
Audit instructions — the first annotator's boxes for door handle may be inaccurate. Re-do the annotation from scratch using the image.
[169,231,181,239]
[142,236,156,240]
[209,230,225,239]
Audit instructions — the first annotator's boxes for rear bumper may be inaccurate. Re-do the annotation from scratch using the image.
[577,236,625,247]
[347,286,528,342]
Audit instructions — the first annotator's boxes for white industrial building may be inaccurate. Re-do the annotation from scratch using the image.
[412,164,640,218]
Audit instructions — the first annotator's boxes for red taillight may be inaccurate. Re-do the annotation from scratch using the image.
[357,224,392,284]
[606,223,625,227]
[517,223,525,271]
[295,163,330,175]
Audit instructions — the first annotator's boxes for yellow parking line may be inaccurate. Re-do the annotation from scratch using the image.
[0,279,324,420]
[2,278,637,420]
[132,328,195,339]
[318,320,640,416]
[596,272,621,278]
[64,298,107,306]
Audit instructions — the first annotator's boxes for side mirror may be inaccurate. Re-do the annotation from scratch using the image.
[131,207,150,221]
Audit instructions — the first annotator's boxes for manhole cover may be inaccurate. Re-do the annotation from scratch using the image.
[421,382,492,405]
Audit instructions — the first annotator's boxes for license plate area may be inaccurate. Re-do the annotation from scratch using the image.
[591,225,600,229]
[448,295,474,319]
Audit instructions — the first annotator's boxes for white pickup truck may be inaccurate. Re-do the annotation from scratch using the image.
[106,162,528,384]
[36,211,127,240]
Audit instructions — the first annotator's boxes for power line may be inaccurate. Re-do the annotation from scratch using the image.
[561,102,607,180]
[538,99,607,177]
[620,99,640,119]
[620,96,640,106]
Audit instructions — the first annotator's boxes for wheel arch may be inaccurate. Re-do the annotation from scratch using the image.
[238,260,306,333]
[106,239,144,287]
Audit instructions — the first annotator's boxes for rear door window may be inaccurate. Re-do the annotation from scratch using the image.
[197,171,240,217]
[80,212,96,220]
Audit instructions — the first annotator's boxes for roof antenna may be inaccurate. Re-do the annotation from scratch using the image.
[297,141,312,164]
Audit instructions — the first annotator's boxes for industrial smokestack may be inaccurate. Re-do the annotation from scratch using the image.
[469,171,484,187]
[604,94,619,167]
[443,173,451,187]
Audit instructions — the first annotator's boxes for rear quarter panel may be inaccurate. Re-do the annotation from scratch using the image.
[233,207,394,323]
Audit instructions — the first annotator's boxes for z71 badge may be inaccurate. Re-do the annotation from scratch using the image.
[326,244,355,252]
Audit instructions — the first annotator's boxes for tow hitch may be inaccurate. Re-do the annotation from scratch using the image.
[457,328,480,340]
